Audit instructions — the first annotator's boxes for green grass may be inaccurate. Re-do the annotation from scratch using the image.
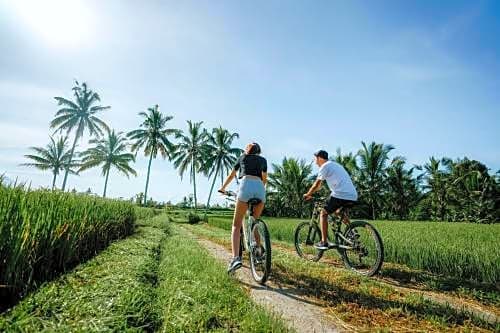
[0,185,135,310]
[0,214,169,332]
[183,223,498,332]
[207,215,500,285]
[157,224,290,332]
[0,214,291,332]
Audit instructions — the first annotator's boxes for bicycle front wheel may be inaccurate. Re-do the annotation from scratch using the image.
[294,222,324,262]
[336,220,384,276]
[249,219,272,284]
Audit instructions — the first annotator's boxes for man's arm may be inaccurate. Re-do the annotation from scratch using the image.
[303,179,323,200]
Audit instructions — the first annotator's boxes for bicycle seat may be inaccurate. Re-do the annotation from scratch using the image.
[248,198,262,205]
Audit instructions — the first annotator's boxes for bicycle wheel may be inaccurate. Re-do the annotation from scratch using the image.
[249,219,272,284]
[336,220,384,276]
[294,222,324,262]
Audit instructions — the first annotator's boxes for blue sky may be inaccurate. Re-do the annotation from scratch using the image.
[1,0,499,203]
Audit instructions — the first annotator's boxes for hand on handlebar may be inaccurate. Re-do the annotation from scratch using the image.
[303,193,313,201]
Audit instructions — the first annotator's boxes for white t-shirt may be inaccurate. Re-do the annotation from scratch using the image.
[317,161,358,201]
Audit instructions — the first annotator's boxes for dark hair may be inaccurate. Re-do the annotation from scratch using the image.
[248,142,261,155]
[314,150,329,160]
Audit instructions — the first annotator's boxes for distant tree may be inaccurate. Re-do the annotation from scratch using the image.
[384,157,421,220]
[357,141,395,219]
[127,105,179,206]
[79,129,137,198]
[203,127,242,210]
[267,157,314,218]
[20,136,76,189]
[51,81,110,191]
[171,121,209,211]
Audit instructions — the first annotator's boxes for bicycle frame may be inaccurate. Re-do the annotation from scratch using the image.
[309,200,356,251]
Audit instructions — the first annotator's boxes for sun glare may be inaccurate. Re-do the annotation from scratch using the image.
[8,0,92,47]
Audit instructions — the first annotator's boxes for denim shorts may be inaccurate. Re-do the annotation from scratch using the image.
[238,177,266,203]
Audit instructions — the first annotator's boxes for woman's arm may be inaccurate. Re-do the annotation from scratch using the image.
[262,172,268,186]
[218,169,237,193]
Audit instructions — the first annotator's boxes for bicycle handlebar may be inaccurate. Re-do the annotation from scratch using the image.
[218,190,237,198]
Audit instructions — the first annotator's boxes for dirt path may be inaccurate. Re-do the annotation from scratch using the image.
[180,226,349,333]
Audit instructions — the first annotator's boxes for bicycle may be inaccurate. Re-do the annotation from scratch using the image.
[294,198,384,276]
[220,190,272,284]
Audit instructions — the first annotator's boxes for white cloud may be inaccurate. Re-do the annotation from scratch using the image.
[0,123,48,149]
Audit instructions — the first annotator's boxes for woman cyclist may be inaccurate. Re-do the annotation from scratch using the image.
[218,142,267,272]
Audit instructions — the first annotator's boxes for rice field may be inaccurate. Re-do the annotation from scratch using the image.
[0,185,136,309]
[207,215,500,285]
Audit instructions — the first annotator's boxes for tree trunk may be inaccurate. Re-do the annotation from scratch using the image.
[144,153,153,206]
[51,171,57,190]
[61,132,79,191]
[205,161,220,212]
[103,167,110,198]
[192,156,197,211]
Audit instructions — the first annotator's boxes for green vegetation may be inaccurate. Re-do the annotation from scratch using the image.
[0,216,167,332]
[0,184,135,309]
[207,215,500,284]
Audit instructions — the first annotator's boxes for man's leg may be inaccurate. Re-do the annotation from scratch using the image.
[320,208,329,243]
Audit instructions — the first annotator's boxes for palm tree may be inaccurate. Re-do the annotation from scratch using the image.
[357,141,395,220]
[385,156,421,220]
[204,127,242,210]
[268,157,314,218]
[127,105,179,206]
[172,121,209,211]
[20,136,74,189]
[79,129,137,198]
[333,148,359,178]
[423,157,450,221]
[50,81,110,191]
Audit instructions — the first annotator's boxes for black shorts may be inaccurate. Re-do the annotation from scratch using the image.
[323,197,356,214]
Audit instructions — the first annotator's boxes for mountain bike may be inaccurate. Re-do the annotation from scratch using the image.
[294,198,384,276]
[220,190,272,284]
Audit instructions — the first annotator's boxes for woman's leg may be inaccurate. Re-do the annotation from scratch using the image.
[232,200,248,258]
[252,202,265,245]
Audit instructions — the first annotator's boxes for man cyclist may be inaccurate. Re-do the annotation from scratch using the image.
[303,150,358,250]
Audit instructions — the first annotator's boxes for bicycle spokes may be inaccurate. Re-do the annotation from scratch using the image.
[339,221,383,276]
[249,220,271,284]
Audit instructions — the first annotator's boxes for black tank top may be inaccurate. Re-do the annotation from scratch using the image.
[233,154,267,179]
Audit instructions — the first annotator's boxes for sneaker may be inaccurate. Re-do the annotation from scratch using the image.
[227,256,242,273]
[314,241,329,250]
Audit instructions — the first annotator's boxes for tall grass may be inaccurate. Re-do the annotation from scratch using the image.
[0,184,135,309]
[207,216,500,284]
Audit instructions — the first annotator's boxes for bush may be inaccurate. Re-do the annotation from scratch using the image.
[187,212,201,224]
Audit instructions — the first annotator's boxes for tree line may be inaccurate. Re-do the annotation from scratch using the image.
[265,144,500,223]
[22,81,242,210]
[22,81,499,223]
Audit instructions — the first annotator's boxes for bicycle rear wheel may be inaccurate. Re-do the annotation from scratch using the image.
[294,222,324,262]
[336,220,384,276]
[249,219,272,284]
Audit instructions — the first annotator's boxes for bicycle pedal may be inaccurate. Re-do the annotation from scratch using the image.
[328,244,338,249]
